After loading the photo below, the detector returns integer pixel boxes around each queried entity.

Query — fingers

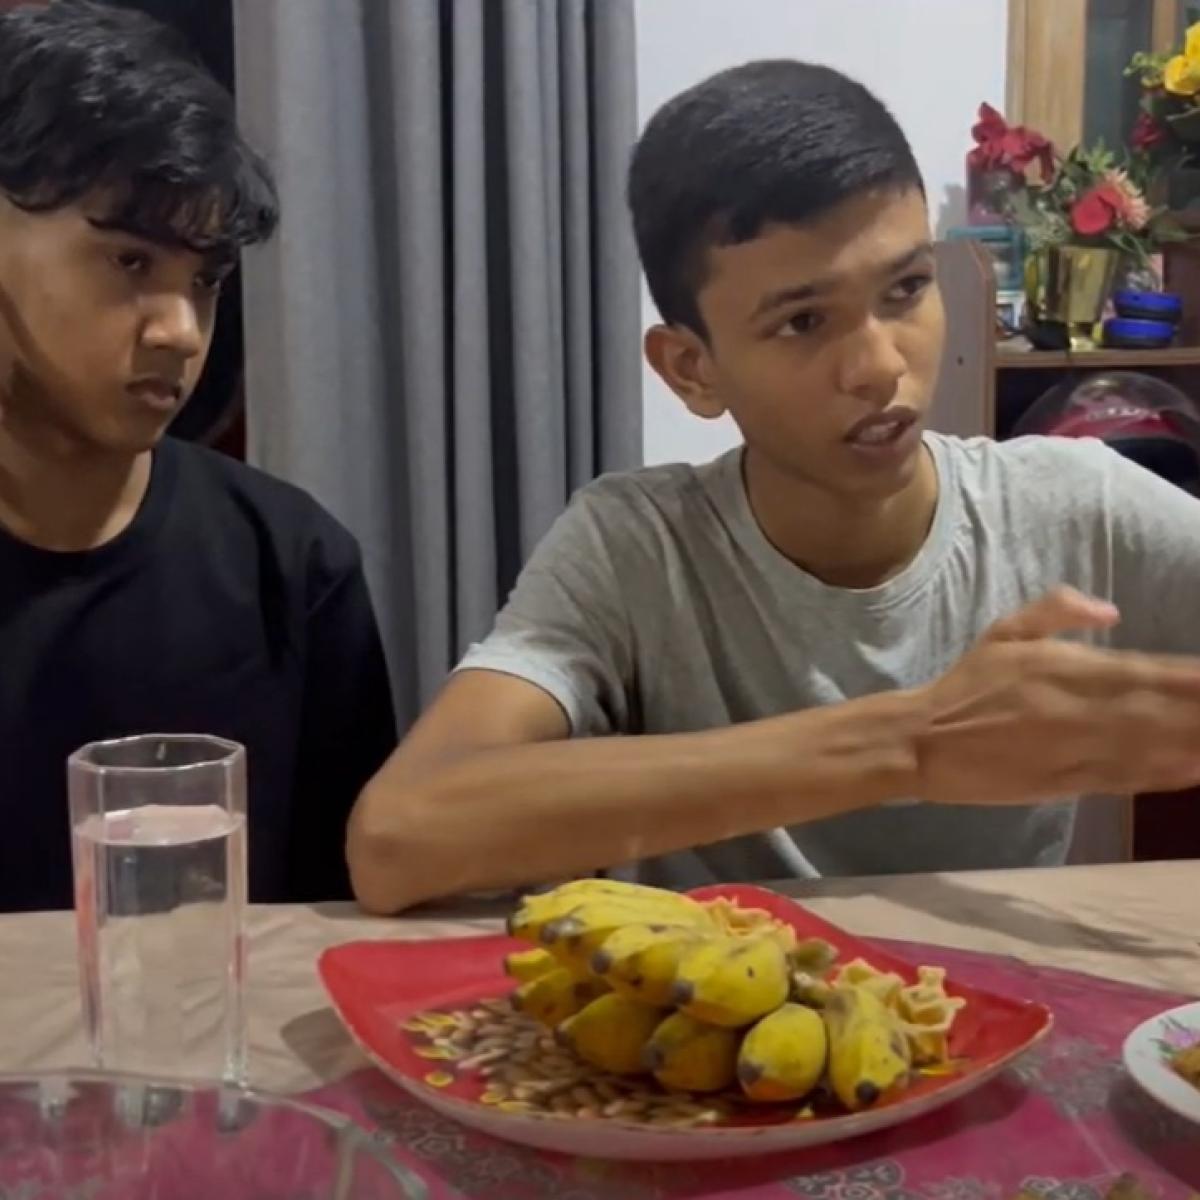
[1076,724,1200,796]
[985,587,1120,644]
[1024,654,1200,793]
[1041,642,1200,697]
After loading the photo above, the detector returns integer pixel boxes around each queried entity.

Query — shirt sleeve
[456,489,636,736]
[288,539,396,901]
[1103,446,1200,655]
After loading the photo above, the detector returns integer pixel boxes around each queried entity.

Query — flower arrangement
[968,103,1055,181]
[1126,22,1200,168]
[969,104,1183,274]
[966,103,1053,222]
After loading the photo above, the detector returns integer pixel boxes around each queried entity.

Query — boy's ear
[643,323,726,420]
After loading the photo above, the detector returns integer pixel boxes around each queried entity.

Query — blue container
[1102,316,1177,348]
[1112,289,1183,323]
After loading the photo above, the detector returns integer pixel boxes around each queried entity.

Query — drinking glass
[68,735,248,1084]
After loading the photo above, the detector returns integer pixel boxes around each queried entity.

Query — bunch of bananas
[501,879,964,1114]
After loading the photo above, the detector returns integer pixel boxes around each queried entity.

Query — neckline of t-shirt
[712,432,961,613]
[0,437,179,576]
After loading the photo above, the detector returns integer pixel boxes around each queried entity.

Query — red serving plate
[318,885,1052,1162]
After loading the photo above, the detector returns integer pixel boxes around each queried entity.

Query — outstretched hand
[916,587,1200,805]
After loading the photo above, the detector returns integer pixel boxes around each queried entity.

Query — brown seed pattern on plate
[404,999,728,1127]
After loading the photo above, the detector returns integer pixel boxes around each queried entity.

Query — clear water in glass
[69,736,248,1083]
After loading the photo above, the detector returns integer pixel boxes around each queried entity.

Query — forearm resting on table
[347,690,920,914]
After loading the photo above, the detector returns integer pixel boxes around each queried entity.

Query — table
[0,861,1195,1094]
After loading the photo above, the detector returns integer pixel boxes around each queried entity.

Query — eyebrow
[751,241,935,320]
[86,218,236,271]
[201,248,237,273]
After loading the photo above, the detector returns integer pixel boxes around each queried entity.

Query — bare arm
[347,589,1200,915]
[346,669,920,914]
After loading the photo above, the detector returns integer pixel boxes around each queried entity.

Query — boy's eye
[888,273,933,302]
[195,270,226,295]
[113,249,151,275]
[782,311,822,337]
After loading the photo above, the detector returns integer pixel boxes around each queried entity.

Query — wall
[635,0,1009,466]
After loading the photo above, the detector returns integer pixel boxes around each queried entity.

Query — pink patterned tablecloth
[305,942,1200,1200]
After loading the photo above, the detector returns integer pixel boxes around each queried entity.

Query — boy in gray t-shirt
[348,62,1200,914]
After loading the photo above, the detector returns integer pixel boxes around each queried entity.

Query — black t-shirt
[0,438,396,911]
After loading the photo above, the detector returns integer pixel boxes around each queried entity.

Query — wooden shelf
[930,237,1200,440]
[930,235,1200,862]
[995,346,1200,370]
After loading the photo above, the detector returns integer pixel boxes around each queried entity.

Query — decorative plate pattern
[1122,1000,1200,1125]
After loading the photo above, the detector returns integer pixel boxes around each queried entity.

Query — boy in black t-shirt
[0,2,396,911]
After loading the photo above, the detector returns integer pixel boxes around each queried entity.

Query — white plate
[1122,1000,1200,1125]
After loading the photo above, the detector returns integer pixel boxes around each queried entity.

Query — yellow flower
[1164,53,1200,95]
[1185,21,1200,63]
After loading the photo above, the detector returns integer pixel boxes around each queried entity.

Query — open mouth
[844,409,918,449]
[127,379,184,408]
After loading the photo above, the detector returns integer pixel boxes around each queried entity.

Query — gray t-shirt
[458,433,1200,885]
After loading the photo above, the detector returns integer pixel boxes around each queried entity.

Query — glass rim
[68,733,245,776]
[0,1068,423,1189]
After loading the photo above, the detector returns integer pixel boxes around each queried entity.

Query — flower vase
[1024,245,1120,351]
[966,158,1019,226]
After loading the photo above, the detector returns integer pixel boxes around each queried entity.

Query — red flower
[1131,110,1168,152]
[1070,185,1122,236]
[1004,129,1054,176]
[971,103,1007,145]
[968,103,1054,177]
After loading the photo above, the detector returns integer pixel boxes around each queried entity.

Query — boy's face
[649,187,944,502]
[0,194,228,456]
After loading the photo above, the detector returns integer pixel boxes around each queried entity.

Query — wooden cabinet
[931,237,1200,861]
[932,238,1200,440]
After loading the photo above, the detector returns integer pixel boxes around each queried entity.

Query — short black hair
[628,60,923,335]
[0,0,277,254]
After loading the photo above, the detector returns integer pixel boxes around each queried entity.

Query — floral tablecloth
[309,943,1200,1200]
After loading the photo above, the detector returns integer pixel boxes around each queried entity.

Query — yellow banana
[737,1002,828,1102]
[790,972,835,1007]
[510,878,704,921]
[822,984,912,1111]
[542,896,713,940]
[508,890,615,943]
[541,901,714,975]
[509,883,709,946]
[545,879,700,904]
[786,938,839,1007]
[644,1011,741,1093]
[555,992,665,1075]
[790,937,839,975]
[503,947,559,983]
[510,967,608,1027]
[589,922,710,1006]
[671,934,791,1028]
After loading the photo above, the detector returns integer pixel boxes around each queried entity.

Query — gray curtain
[232,0,643,729]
